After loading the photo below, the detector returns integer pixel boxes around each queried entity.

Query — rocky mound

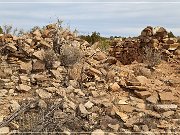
[0,24,179,134]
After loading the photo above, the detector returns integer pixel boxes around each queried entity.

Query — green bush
[168,31,175,38]
[80,31,106,45]
[0,26,3,34]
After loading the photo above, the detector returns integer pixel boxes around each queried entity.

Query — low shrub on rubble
[143,46,162,68]
[60,45,82,67]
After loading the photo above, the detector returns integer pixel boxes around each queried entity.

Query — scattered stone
[126,86,147,91]
[84,101,94,109]
[32,50,45,60]
[159,92,175,101]
[108,123,119,131]
[91,129,105,135]
[0,89,8,97]
[89,67,102,76]
[16,84,31,92]
[36,89,52,99]
[19,61,32,73]
[141,125,149,132]
[74,89,85,96]
[146,92,159,104]
[79,103,89,115]
[0,127,10,134]
[6,43,17,52]
[162,111,174,118]
[133,125,140,132]
[38,99,47,109]
[9,100,20,112]
[155,104,177,111]
[136,75,150,86]
[9,122,19,130]
[32,60,45,72]
[113,106,128,122]
[134,90,151,99]
[109,82,120,91]
[91,91,99,98]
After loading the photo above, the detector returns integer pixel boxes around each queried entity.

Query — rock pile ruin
[0,24,179,134]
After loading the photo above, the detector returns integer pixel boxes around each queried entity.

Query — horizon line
[0,2,180,4]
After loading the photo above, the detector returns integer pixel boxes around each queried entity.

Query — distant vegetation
[79,31,111,51]
[0,26,3,34]
[168,31,175,38]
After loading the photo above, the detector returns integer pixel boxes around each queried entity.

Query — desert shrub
[98,40,110,52]
[168,31,175,38]
[80,31,107,45]
[0,26,3,34]
[3,25,12,34]
[43,49,59,69]
[143,46,162,68]
[60,45,82,67]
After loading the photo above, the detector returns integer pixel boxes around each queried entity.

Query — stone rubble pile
[0,24,179,134]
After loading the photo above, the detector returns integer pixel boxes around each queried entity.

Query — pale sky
[0,0,180,37]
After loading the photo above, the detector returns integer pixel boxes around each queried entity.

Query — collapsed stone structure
[109,26,180,65]
[0,24,179,134]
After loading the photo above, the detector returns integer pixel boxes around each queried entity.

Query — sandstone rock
[9,122,19,130]
[126,80,141,86]
[91,129,105,135]
[141,125,149,132]
[136,75,150,86]
[38,99,47,109]
[36,89,52,99]
[174,49,180,55]
[6,43,17,52]
[56,87,66,97]
[32,60,45,72]
[93,52,106,61]
[33,29,41,37]
[113,106,128,122]
[0,89,8,97]
[19,61,32,73]
[106,70,116,81]
[146,93,159,104]
[84,101,94,109]
[108,123,119,131]
[136,102,146,110]
[25,38,32,45]
[138,67,152,77]
[134,90,151,99]
[133,125,140,132]
[79,103,89,115]
[32,50,45,60]
[104,57,117,65]
[109,82,120,91]
[91,91,99,98]
[88,67,102,76]
[0,127,9,134]
[9,100,20,112]
[39,40,51,49]
[16,84,31,92]
[69,80,78,88]
[74,89,85,96]
[155,104,177,111]
[159,92,175,101]
[162,111,174,118]
[118,97,128,105]
[144,110,161,118]
[45,87,58,93]
[126,86,147,91]
[50,69,63,80]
